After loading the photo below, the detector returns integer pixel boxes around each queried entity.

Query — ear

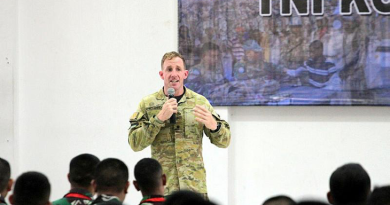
[159,70,164,80]
[124,181,130,194]
[133,180,140,191]
[9,194,14,204]
[91,179,97,193]
[327,191,334,204]
[162,174,167,186]
[67,173,70,183]
[7,179,13,191]
[183,70,189,80]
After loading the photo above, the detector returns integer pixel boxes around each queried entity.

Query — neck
[141,187,164,198]
[70,185,94,195]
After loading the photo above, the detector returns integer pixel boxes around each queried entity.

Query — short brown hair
[161,51,186,70]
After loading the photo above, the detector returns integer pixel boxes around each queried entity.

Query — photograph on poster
[179,0,390,106]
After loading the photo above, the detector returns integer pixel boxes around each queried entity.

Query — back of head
[134,158,162,194]
[298,200,329,205]
[0,158,11,193]
[12,171,51,205]
[163,190,216,205]
[263,195,296,205]
[368,186,390,205]
[329,163,371,204]
[69,153,100,188]
[95,158,129,194]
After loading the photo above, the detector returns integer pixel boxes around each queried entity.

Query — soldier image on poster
[186,42,228,100]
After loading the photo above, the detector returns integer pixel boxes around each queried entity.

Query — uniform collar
[65,188,93,198]
[156,86,193,101]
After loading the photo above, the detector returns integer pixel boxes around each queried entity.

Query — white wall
[0,0,17,184]
[17,1,227,205]
[1,0,389,205]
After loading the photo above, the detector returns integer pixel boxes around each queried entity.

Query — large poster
[179,0,390,105]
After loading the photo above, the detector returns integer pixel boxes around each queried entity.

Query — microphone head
[167,88,175,97]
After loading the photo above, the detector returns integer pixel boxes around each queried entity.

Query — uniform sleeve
[203,104,231,148]
[128,101,165,151]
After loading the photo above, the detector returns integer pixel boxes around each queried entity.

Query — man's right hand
[156,98,177,121]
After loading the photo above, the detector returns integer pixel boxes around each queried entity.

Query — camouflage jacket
[128,87,231,195]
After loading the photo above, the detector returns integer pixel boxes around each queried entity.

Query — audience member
[52,153,100,205]
[163,190,216,205]
[187,42,226,93]
[9,171,51,205]
[327,163,371,205]
[133,158,166,205]
[0,158,12,205]
[91,158,129,205]
[297,200,329,205]
[367,185,390,205]
[263,195,296,205]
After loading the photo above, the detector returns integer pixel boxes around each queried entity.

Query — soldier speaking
[128,51,231,199]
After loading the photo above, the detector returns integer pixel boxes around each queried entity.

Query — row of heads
[0,155,162,205]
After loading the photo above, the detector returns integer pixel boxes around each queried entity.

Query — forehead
[162,57,185,69]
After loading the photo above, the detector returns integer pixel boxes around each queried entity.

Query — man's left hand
[193,105,217,130]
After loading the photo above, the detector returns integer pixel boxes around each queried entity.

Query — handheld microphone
[167,88,176,124]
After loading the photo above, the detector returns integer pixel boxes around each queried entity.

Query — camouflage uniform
[128,87,231,195]
[52,188,93,205]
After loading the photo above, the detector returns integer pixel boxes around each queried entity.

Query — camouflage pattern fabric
[128,87,231,195]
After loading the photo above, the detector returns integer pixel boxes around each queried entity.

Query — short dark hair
[95,158,129,193]
[0,158,11,192]
[309,40,323,51]
[134,158,163,194]
[297,200,329,205]
[201,42,219,57]
[368,186,390,205]
[163,190,216,205]
[263,195,296,205]
[69,153,100,187]
[13,171,51,205]
[161,51,186,70]
[329,163,371,204]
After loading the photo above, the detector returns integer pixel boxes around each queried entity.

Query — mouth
[170,80,179,83]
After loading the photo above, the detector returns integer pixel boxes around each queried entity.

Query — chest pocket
[146,107,172,144]
[183,108,203,143]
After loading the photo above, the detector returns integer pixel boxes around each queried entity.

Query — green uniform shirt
[128,87,231,195]
[91,195,122,205]
[52,188,93,205]
[139,195,165,205]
